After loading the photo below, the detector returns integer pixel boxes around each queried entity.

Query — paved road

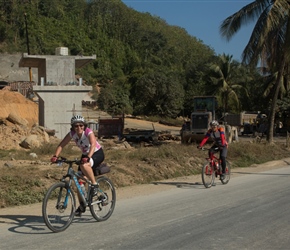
[0,160,290,249]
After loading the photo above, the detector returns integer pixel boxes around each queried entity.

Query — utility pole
[24,13,32,82]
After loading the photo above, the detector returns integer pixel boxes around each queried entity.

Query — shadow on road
[0,214,49,234]
[0,213,101,234]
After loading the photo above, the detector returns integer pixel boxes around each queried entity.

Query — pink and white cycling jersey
[70,127,101,154]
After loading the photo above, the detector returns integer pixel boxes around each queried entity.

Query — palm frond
[219,0,270,41]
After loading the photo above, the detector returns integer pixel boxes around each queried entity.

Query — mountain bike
[200,147,231,188]
[42,157,116,233]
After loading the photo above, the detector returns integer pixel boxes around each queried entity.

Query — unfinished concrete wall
[45,57,75,85]
[34,85,92,138]
[0,54,37,81]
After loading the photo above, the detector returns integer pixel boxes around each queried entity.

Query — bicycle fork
[55,181,72,211]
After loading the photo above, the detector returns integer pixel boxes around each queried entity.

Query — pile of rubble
[0,89,54,150]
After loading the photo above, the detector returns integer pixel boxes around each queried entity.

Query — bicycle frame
[200,146,230,188]
[59,160,93,207]
[203,147,221,171]
[43,157,116,233]
[208,152,220,171]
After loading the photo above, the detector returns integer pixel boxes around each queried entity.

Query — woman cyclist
[51,115,105,216]
[197,120,228,179]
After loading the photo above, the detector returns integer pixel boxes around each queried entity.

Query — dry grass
[0,140,289,208]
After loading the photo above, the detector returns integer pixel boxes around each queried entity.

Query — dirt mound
[0,90,38,126]
[0,89,38,149]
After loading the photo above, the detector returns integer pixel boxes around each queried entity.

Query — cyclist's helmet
[71,115,85,125]
[210,120,219,126]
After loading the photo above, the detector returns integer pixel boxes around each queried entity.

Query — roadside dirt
[1,158,290,225]
[124,117,181,135]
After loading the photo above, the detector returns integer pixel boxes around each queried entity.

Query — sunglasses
[74,124,84,128]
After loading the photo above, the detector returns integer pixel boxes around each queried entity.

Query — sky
[122,0,254,62]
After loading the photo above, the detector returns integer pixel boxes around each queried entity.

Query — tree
[206,54,247,114]
[97,80,133,116]
[220,0,290,143]
[133,72,184,118]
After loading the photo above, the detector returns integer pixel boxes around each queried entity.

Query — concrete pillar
[33,85,92,138]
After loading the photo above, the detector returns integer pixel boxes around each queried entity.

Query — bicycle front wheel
[90,176,116,221]
[42,182,76,233]
[221,160,231,185]
[202,162,215,188]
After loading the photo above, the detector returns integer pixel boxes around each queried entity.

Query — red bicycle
[200,147,231,188]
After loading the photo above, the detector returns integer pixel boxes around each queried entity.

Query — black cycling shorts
[79,148,105,173]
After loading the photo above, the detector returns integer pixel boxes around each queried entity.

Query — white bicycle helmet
[210,120,219,126]
[71,115,85,125]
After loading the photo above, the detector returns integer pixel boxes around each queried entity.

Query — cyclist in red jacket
[197,120,228,179]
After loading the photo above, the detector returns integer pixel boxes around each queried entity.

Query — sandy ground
[124,117,182,135]
[1,158,290,225]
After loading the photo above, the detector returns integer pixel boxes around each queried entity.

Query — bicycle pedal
[99,194,109,206]
[102,200,109,206]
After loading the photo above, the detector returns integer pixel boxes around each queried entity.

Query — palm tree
[261,66,290,100]
[208,53,248,115]
[219,0,290,143]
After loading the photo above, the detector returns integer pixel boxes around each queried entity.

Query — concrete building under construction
[19,47,96,138]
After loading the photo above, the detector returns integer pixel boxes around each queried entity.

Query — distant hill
[0,0,219,118]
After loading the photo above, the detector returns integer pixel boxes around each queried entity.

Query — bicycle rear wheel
[90,176,116,221]
[42,182,76,233]
[202,162,215,188]
[221,160,231,185]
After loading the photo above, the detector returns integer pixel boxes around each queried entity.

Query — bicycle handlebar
[52,157,81,165]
